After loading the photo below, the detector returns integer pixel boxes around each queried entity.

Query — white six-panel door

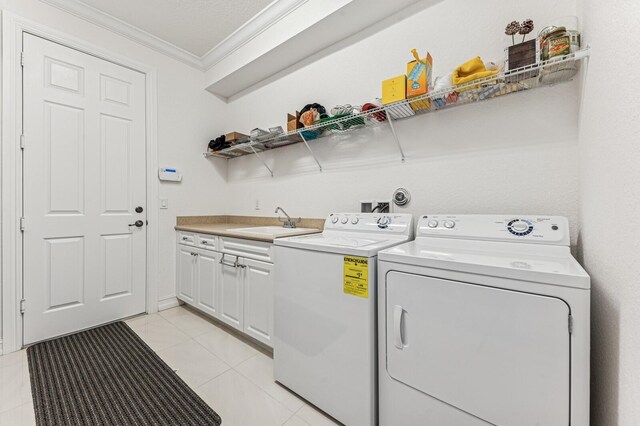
[22,34,147,344]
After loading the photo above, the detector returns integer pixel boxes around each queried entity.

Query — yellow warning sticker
[343,256,369,298]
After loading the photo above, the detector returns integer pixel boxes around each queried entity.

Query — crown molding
[200,0,309,70]
[38,0,309,72]
[39,0,203,69]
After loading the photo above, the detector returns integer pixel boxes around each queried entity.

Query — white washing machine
[274,213,413,426]
[377,215,590,426]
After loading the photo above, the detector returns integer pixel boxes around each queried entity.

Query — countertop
[175,215,324,243]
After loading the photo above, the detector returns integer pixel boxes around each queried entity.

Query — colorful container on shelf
[382,75,407,105]
[381,49,433,112]
[406,49,433,110]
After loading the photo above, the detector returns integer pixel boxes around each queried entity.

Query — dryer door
[385,272,570,426]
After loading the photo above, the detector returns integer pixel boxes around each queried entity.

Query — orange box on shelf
[407,50,433,111]
[406,51,432,97]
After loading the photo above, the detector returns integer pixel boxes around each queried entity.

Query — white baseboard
[157,297,181,311]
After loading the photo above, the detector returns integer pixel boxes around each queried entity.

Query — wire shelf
[204,47,590,170]
[203,111,389,160]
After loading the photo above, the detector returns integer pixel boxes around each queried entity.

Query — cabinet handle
[182,236,189,241]
[201,240,208,245]
[220,254,238,268]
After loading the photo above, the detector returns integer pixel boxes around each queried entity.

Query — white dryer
[274,213,413,426]
[377,215,590,426]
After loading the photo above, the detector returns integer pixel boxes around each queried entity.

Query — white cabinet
[242,258,274,346]
[177,246,220,317]
[176,233,275,348]
[177,245,196,304]
[195,249,220,318]
[219,254,244,331]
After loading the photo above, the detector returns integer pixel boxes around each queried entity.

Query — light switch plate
[160,198,168,209]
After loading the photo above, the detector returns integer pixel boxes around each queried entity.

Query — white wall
[219,0,581,242]
[1,1,636,422]
[578,0,640,424]
[0,0,228,347]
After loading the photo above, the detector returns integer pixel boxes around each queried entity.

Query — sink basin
[231,226,318,236]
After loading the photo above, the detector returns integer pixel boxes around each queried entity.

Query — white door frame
[1,11,159,354]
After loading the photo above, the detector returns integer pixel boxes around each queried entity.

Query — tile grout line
[231,356,311,423]
[279,407,300,425]
[195,360,296,422]
[157,316,299,422]
[189,336,235,380]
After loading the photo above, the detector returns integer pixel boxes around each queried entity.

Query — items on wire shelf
[204,18,586,161]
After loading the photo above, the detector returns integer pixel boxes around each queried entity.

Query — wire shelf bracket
[249,143,274,177]
[387,114,406,162]
[299,132,323,172]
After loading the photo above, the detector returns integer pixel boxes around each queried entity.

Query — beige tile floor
[0,306,340,426]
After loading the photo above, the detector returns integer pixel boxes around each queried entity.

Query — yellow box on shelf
[407,49,433,111]
[382,75,407,105]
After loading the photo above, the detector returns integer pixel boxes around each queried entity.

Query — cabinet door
[219,254,243,330]
[195,249,220,318]
[242,258,274,347]
[177,245,196,304]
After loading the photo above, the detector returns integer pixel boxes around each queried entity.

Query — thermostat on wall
[158,167,182,182]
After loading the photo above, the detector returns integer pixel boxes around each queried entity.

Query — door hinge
[20,134,25,150]
[19,217,25,231]
[568,314,573,334]
[20,299,26,314]
[20,51,25,67]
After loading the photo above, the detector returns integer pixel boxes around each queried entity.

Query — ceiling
[77,0,274,57]
[41,0,427,97]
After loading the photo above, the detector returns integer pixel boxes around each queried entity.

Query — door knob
[135,206,144,213]
[128,220,144,228]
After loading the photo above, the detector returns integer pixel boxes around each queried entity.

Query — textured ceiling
[78,0,274,57]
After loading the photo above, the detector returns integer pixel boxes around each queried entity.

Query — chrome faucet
[275,207,301,229]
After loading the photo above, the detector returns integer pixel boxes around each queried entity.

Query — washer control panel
[417,214,570,246]
[325,213,413,236]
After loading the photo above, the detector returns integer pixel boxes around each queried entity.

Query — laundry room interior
[0,0,637,425]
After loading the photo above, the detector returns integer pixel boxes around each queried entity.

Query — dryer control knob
[427,220,439,228]
[351,217,359,225]
[511,221,529,232]
[377,216,390,228]
[443,220,455,229]
[331,216,339,224]
[341,217,349,224]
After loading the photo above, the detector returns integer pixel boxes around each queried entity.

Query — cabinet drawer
[177,231,197,246]
[198,234,218,250]
[219,237,273,263]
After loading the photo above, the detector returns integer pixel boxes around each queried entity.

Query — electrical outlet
[255,199,260,210]
[160,198,168,209]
